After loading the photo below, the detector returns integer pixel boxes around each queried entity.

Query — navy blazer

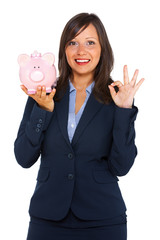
[14,84,138,221]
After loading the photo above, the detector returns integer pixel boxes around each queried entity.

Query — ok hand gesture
[108,65,144,108]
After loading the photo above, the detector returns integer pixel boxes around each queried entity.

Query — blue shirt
[67,80,95,142]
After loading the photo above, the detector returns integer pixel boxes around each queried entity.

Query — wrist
[119,105,132,109]
[116,103,132,109]
[38,104,53,112]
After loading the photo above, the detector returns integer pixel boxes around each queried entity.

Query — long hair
[55,13,114,104]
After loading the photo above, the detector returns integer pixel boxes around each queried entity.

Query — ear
[18,54,30,66]
[42,53,55,65]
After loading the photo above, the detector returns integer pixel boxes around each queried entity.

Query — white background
[0,0,159,239]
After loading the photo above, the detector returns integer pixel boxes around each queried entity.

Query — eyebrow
[73,37,98,41]
[85,37,97,40]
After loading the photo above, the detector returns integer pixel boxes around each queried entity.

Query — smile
[75,59,90,65]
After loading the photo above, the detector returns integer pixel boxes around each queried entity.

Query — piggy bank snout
[30,70,44,82]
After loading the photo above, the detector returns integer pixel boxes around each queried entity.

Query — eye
[68,41,78,46]
[34,66,36,68]
[87,41,95,46]
[38,66,40,68]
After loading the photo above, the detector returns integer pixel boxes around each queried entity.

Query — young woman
[14,13,144,240]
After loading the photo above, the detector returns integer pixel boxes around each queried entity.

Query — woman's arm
[107,65,144,176]
[14,87,55,168]
[108,105,138,176]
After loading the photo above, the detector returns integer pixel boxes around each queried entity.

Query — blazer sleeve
[108,105,138,176]
[14,97,53,168]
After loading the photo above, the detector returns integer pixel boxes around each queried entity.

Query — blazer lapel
[55,85,72,150]
[71,93,104,147]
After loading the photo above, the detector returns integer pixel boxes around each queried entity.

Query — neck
[71,73,94,90]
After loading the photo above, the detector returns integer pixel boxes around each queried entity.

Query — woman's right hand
[21,85,56,112]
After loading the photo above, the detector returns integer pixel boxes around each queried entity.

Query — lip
[75,59,90,65]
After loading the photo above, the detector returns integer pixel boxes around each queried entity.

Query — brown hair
[55,12,114,104]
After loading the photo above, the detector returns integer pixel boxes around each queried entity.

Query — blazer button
[68,153,73,159]
[68,174,74,180]
[36,128,40,133]
[39,119,43,123]
[36,123,41,128]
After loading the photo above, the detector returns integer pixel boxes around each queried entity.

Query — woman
[14,13,144,240]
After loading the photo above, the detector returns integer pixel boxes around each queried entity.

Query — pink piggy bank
[18,50,57,94]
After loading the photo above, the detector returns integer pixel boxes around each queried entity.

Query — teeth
[76,59,90,63]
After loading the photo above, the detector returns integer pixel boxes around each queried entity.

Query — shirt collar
[69,80,95,94]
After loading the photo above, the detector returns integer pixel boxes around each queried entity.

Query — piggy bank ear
[18,54,30,66]
[42,53,55,65]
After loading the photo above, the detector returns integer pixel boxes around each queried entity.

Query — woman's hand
[21,85,56,112]
[108,65,144,108]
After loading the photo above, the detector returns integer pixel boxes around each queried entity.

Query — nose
[77,43,86,55]
[30,70,44,82]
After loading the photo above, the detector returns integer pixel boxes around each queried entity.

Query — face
[65,24,101,79]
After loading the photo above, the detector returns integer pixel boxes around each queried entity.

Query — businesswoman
[14,13,144,240]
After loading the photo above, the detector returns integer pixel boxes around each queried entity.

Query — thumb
[20,85,29,95]
[108,85,117,99]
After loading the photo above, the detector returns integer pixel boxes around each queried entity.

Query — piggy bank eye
[38,66,40,68]
[34,66,36,68]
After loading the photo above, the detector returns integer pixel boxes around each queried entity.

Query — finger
[123,65,129,85]
[36,86,42,98]
[108,85,117,99]
[130,69,139,86]
[135,78,145,92]
[41,86,46,99]
[111,81,123,88]
[48,88,56,100]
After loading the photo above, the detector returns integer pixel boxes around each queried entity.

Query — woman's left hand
[108,65,144,108]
